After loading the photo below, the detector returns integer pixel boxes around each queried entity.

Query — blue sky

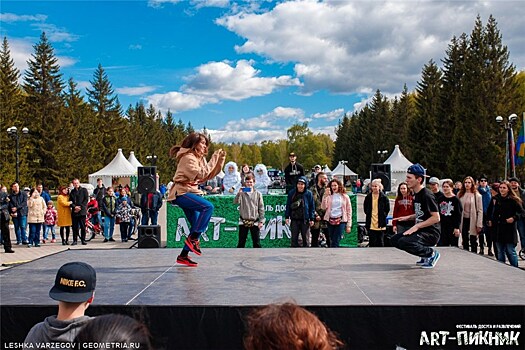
[1,0,524,144]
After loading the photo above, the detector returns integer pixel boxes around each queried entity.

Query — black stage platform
[1,247,524,349]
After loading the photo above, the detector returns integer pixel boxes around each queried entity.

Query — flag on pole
[516,112,525,166]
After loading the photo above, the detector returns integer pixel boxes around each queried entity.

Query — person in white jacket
[253,164,272,195]
[222,161,242,195]
[27,188,47,247]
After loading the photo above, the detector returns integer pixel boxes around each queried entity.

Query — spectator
[285,176,315,247]
[57,186,72,245]
[234,174,265,248]
[74,314,152,350]
[243,302,344,350]
[36,184,52,205]
[27,188,46,247]
[240,163,254,185]
[93,178,106,226]
[477,175,492,255]
[159,183,168,198]
[200,175,223,195]
[508,177,525,258]
[69,179,89,246]
[116,188,135,240]
[321,178,352,248]
[116,199,133,242]
[310,172,329,247]
[23,262,96,347]
[458,176,483,253]
[437,179,463,247]
[428,177,443,201]
[308,164,322,187]
[253,164,272,195]
[8,182,29,245]
[363,179,390,247]
[487,180,524,268]
[392,182,414,235]
[43,200,58,243]
[453,181,463,195]
[284,152,305,194]
[0,185,14,253]
[140,190,163,225]
[222,161,242,195]
[485,183,501,257]
[101,187,117,242]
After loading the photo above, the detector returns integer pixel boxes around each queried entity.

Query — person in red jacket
[87,194,100,226]
[392,182,414,235]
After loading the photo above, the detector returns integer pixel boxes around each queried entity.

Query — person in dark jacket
[69,179,89,245]
[284,152,305,194]
[285,176,315,247]
[1,187,14,253]
[140,190,163,225]
[487,181,525,267]
[363,179,390,247]
[101,187,117,242]
[8,182,29,245]
[437,179,463,247]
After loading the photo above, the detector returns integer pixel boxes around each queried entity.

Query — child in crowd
[87,194,100,225]
[43,200,57,243]
[234,174,265,248]
[116,199,132,242]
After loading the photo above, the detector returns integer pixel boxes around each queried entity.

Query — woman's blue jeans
[495,242,518,267]
[172,193,214,252]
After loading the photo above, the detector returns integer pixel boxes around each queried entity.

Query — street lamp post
[6,126,29,183]
[340,160,348,186]
[377,150,388,162]
[496,114,518,179]
[146,154,158,166]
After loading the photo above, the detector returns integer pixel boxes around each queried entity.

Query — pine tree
[410,60,442,172]
[0,36,24,182]
[86,64,124,163]
[23,32,65,185]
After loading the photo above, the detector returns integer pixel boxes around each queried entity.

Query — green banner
[167,194,357,248]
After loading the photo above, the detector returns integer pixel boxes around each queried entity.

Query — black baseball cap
[49,262,96,303]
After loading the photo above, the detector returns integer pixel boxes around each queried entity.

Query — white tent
[330,161,357,177]
[127,151,144,169]
[322,165,332,174]
[88,149,137,188]
[383,145,413,192]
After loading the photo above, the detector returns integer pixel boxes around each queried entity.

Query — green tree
[22,32,65,185]
[0,36,24,182]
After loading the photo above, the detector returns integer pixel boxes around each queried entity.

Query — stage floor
[1,247,524,306]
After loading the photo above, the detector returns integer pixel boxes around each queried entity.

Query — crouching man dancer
[391,163,441,269]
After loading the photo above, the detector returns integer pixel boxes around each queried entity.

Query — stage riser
[2,305,523,350]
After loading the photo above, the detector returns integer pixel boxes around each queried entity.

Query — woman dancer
[167,132,226,266]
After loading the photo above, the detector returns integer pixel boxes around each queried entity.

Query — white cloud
[208,128,285,144]
[129,44,142,50]
[191,0,230,9]
[148,91,212,112]
[116,85,157,96]
[148,60,302,113]
[217,1,525,94]
[0,13,47,22]
[34,23,79,42]
[148,0,182,8]
[311,108,344,121]
[183,59,301,101]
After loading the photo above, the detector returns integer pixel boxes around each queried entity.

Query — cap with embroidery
[49,262,96,303]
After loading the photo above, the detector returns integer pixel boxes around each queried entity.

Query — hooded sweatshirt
[23,315,93,348]
[254,164,272,195]
[222,161,242,195]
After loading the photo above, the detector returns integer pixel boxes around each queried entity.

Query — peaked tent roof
[128,151,144,168]
[89,149,137,177]
[331,161,357,176]
[322,165,332,174]
[383,145,413,172]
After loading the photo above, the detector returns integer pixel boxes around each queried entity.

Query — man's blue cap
[407,163,427,177]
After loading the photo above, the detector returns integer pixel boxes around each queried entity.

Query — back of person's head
[244,302,344,350]
[75,314,152,349]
